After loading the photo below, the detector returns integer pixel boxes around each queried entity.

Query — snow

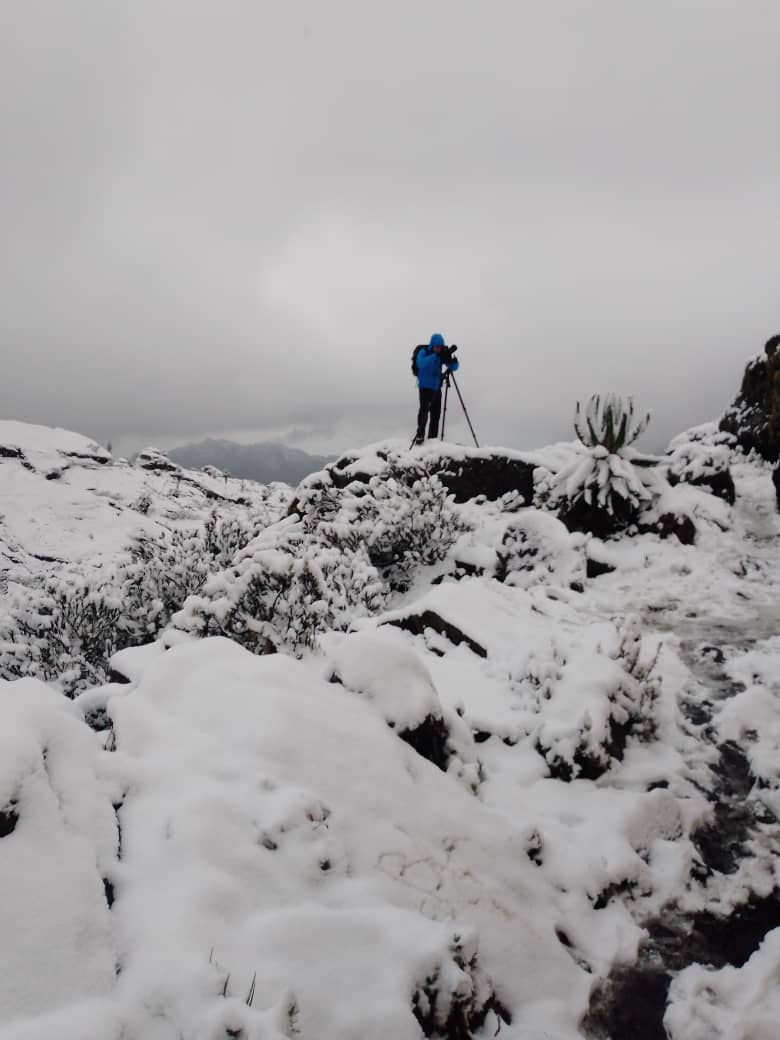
[715,636,780,786]
[323,627,442,730]
[99,638,585,1039]
[0,678,117,1027]
[1,422,780,1036]
[0,420,110,462]
[665,928,780,1040]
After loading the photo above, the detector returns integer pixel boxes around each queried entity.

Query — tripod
[440,369,479,447]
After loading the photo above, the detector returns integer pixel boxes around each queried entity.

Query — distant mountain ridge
[167,437,334,485]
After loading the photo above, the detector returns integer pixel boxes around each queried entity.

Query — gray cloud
[1,1,777,457]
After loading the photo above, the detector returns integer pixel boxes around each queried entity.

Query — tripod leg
[440,380,449,440]
[449,373,479,447]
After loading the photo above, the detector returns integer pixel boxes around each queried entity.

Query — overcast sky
[1,1,777,458]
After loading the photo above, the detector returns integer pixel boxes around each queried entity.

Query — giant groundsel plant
[574,394,652,453]
[545,394,658,533]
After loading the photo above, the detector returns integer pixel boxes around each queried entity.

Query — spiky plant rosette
[547,394,659,522]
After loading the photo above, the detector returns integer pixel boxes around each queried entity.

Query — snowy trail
[583,463,780,1040]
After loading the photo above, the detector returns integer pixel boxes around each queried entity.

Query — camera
[443,344,458,362]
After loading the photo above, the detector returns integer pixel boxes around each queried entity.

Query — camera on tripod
[442,344,458,363]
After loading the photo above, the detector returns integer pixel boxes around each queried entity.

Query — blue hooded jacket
[416,333,460,391]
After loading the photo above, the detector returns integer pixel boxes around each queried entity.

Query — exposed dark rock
[557,494,637,539]
[654,512,696,545]
[331,672,452,770]
[691,741,761,875]
[586,557,616,579]
[450,559,483,579]
[324,447,535,506]
[112,801,124,861]
[685,892,780,969]
[175,472,238,503]
[719,334,780,461]
[668,467,736,505]
[427,454,535,504]
[29,550,66,563]
[135,448,180,472]
[326,455,372,489]
[0,802,19,838]
[583,891,780,1039]
[582,965,670,1040]
[399,714,451,771]
[62,451,110,465]
[773,464,780,510]
[696,468,735,505]
[108,668,132,685]
[103,877,115,908]
[0,445,24,459]
[384,610,487,658]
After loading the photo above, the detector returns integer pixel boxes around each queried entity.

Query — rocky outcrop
[324,444,535,504]
[384,610,487,659]
[720,334,780,461]
[134,447,180,472]
[668,467,736,506]
[426,453,535,504]
[654,512,697,545]
[557,494,638,540]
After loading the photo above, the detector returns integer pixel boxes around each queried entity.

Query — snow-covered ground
[0,422,289,572]
[1,424,779,1039]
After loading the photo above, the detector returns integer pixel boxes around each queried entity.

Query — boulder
[323,445,535,504]
[655,512,697,545]
[557,494,637,540]
[427,453,535,504]
[672,468,736,506]
[719,334,780,461]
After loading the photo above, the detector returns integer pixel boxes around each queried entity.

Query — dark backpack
[411,344,426,376]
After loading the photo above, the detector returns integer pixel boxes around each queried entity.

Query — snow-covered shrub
[539,395,659,536]
[0,677,118,1016]
[299,471,463,592]
[518,616,660,780]
[131,491,152,515]
[665,424,736,505]
[495,509,586,589]
[0,573,125,692]
[175,519,386,655]
[411,929,511,1038]
[175,464,462,656]
[0,511,262,693]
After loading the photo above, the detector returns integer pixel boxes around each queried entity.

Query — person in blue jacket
[414,333,460,444]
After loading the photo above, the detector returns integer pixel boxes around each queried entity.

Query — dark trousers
[417,387,442,440]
